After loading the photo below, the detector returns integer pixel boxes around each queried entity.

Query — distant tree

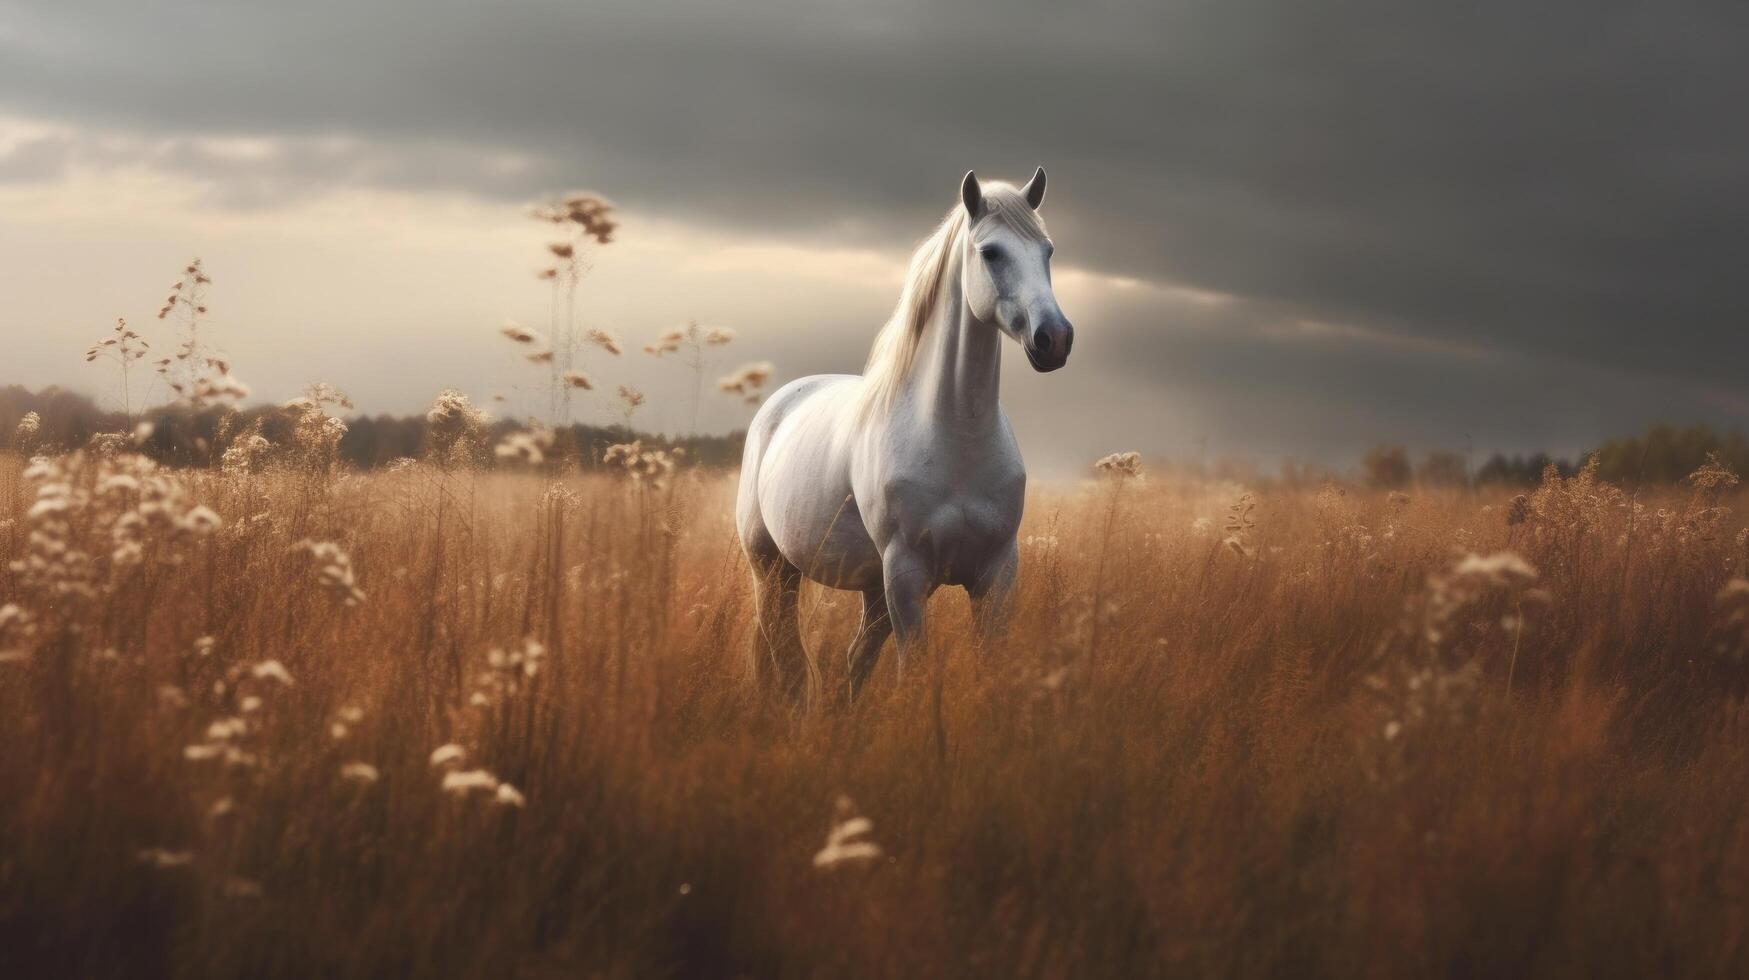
[1417,450,1470,488]
[1476,452,1574,486]
[1362,445,1411,489]
[1590,423,1749,484]
[1,385,124,455]
[1278,458,1344,490]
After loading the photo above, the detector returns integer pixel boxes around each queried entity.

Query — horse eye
[979,246,1006,263]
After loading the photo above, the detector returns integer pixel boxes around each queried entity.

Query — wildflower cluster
[524,193,620,426]
[494,426,555,466]
[428,744,525,807]
[425,388,490,467]
[155,647,305,901]
[643,321,738,428]
[154,258,249,410]
[281,383,353,470]
[1519,456,1623,553]
[1423,552,1543,655]
[718,361,774,405]
[85,431,131,457]
[86,317,151,366]
[498,207,771,443]
[186,369,252,408]
[530,192,618,246]
[644,327,686,357]
[181,658,297,770]
[1223,490,1258,558]
[14,411,41,452]
[1708,578,1749,685]
[329,705,366,741]
[603,440,678,487]
[616,384,646,424]
[643,321,734,358]
[85,318,153,415]
[1366,551,1547,761]
[1676,451,1740,545]
[8,453,223,647]
[157,257,211,321]
[293,539,366,606]
[471,638,546,706]
[0,603,30,663]
[219,421,273,476]
[1095,451,1142,479]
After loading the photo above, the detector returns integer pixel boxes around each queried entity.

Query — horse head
[959,168,1074,372]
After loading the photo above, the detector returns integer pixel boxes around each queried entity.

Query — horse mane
[858,184,1047,418]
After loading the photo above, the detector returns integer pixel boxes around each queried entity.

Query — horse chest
[870,444,1024,581]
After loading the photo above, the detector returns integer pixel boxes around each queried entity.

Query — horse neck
[901,278,1003,427]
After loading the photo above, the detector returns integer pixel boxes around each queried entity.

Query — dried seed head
[500,322,539,344]
[586,329,622,355]
[1094,451,1142,479]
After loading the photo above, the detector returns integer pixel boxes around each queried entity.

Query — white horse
[736,168,1075,703]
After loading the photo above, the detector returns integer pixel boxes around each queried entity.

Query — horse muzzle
[1023,315,1074,373]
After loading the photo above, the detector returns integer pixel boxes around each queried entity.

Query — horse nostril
[1032,328,1052,355]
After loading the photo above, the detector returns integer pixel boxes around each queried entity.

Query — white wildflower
[813,795,884,871]
[340,762,380,784]
[429,743,466,768]
[441,769,499,796]
[222,877,263,899]
[251,660,294,686]
[293,540,366,606]
[136,848,194,869]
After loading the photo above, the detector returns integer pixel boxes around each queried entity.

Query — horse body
[737,169,1073,702]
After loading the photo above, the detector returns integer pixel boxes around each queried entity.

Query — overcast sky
[3,0,1746,473]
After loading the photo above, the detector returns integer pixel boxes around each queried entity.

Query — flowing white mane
[859,184,1047,416]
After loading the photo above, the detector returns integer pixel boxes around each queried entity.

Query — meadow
[3,427,1748,979]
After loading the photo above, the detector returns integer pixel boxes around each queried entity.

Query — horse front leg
[968,538,1019,650]
[845,589,893,703]
[881,544,933,684]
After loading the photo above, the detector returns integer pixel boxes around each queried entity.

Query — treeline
[1360,422,1749,488]
[0,385,746,469]
[1358,446,1578,489]
[1589,423,1749,484]
[6,385,1745,484]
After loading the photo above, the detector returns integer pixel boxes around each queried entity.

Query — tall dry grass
[3,446,1749,978]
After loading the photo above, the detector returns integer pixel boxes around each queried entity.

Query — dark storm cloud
[3,0,1747,458]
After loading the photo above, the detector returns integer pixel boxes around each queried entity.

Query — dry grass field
[4,444,1749,978]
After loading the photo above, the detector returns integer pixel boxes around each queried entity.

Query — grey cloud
[0,131,67,183]
[2,0,1746,461]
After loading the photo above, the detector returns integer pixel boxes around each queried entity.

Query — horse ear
[1021,167,1047,209]
[961,171,984,219]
